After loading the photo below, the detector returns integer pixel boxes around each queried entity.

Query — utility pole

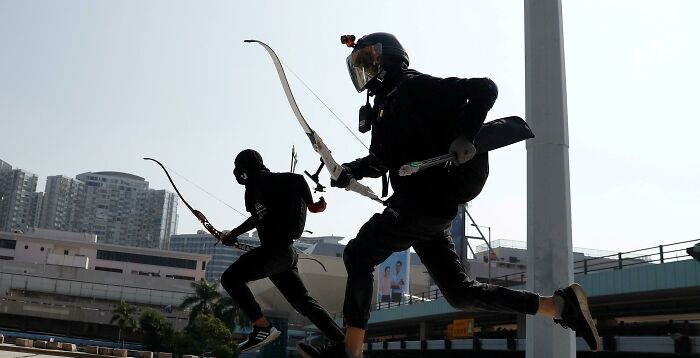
[525,0,575,357]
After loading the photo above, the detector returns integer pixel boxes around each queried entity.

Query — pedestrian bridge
[369,258,700,325]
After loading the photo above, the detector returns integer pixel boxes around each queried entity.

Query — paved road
[0,351,68,358]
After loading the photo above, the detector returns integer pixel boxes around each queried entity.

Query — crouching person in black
[303,32,600,358]
[219,149,344,354]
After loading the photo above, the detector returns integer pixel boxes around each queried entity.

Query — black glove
[220,230,239,247]
[449,135,477,165]
[330,166,354,189]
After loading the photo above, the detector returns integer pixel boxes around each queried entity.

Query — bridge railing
[369,238,699,312]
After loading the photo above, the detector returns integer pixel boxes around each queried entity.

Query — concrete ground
[0,344,109,358]
[0,350,69,358]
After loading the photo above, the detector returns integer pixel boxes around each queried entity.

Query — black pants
[342,208,540,329]
[220,245,344,342]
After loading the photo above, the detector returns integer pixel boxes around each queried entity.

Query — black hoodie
[344,69,495,219]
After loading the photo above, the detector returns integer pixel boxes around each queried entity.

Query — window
[64,250,69,255]
[0,239,16,250]
[96,250,197,270]
[40,247,44,251]
[95,266,123,273]
[165,274,195,281]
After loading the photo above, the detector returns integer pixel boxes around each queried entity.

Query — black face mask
[233,167,248,185]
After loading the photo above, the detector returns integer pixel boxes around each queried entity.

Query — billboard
[376,249,411,307]
[450,205,465,261]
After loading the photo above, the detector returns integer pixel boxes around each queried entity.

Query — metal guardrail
[360,336,699,354]
[369,238,699,312]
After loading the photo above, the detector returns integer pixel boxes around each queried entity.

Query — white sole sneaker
[239,327,281,353]
[569,283,601,351]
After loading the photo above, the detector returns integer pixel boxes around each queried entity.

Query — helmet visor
[346,43,382,92]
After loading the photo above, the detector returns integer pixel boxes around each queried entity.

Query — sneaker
[553,283,601,351]
[238,325,281,353]
[297,342,348,358]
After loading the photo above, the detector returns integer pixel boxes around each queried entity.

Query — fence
[370,238,699,312]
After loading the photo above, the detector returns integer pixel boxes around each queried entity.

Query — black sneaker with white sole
[238,325,281,353]
[553,283,601,351]
[297,342,348,358]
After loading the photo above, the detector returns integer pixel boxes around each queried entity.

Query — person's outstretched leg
[413,236,599,351]
[341,211,420,358]
[220,247,281,352]
[268,255,346,358]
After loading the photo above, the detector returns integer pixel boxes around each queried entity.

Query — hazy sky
[1,1,698,254]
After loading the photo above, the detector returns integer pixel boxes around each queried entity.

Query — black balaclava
[233,149,269,185]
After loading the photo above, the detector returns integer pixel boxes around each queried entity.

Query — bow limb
[299,256,328,272]
[245,39,383,204]
[143,158,256,251]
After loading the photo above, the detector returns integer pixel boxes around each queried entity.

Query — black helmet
[345,32,409,92]
[233,149,268,185]
[354,32,409,67]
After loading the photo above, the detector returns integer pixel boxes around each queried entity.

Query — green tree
[180,280,221,326]
[139,308,174,352]
[213,295,250,331]
[171,331,200,357]
[110,301,139,348]
[190,314,238,358]
[168,314,240,358]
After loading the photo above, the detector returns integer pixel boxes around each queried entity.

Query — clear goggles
[346,43,382,92]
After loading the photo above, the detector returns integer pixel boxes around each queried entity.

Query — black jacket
[345,69,495,219]
[236,172,314,246]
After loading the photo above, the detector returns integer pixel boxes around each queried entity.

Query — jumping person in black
[218,149,344,354]
[301,33,600,358]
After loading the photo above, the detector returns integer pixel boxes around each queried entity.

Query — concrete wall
[0,231,209,281]
[0,260,194,306]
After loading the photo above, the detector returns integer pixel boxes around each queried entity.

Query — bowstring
[162,164,326,270]
[161,163,249,219]
[281,60,370,152]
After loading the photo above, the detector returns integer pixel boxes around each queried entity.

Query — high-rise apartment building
[39,175,86,232]
[0,167,39,232]
[0,162,179,248]
[72,171,178,248]
[137,189,178,249]
[0,159,12,172]
[28,192,43,228]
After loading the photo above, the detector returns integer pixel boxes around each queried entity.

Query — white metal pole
[525,0,575,357]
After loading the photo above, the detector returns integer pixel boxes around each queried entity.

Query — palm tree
[111,301,138,348]
[213,295,249,330]
[180,280,221,326]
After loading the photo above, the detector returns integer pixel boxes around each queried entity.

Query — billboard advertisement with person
[376,249,410,307]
